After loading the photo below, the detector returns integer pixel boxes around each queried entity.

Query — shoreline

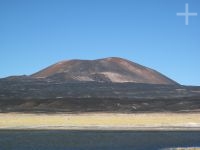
[1,127,200,131]
[1,113,200,131]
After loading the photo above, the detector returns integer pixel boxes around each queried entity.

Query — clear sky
[0,0,200,85]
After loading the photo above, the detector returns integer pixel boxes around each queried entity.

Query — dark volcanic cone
[31,57,177,85]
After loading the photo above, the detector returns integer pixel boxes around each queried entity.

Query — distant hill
[31,57,177,85]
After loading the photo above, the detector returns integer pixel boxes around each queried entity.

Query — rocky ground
[0,77,200,113]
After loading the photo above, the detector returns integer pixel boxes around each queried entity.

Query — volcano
[1,57,200,113]
[31,57,177,85]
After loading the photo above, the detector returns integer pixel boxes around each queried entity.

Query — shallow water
[0,130,200,150]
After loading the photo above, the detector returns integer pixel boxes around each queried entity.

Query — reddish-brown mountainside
[31,57,177,85]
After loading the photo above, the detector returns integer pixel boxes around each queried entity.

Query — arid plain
[0,113,200,130]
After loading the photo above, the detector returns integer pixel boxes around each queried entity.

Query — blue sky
[0,0,200,85]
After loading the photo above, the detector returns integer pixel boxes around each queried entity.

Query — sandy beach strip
[0,113,200,130]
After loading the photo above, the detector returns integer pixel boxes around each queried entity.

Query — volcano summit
[32,57,177,84]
